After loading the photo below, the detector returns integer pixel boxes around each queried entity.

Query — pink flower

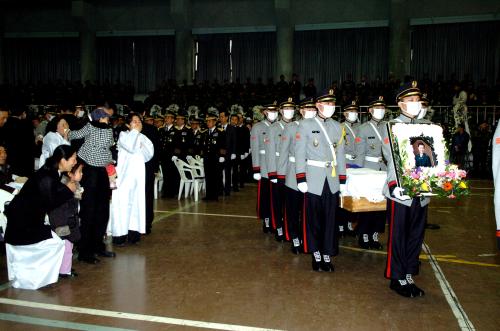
[448,194,456,199]
[411,172,420,179]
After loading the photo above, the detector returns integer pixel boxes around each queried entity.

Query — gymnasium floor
[0,180,498,331]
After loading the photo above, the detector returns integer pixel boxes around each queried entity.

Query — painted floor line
[154,210,256,219]
[0,312,135,331]
[152,201,198,224]
[339,246,500,267]
[0,298,284,331]
[422,243,476,331]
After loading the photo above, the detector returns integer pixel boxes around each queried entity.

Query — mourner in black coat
[4,145,77,245]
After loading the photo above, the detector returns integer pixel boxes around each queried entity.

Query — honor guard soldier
[251,102,279,233]
[202,112,225,201]
[417,94,432,124]
[277,98,317,254]
[493,120,500,250]
[159,111,179,198]
[190,115,204,157]
[267,97,296,242]
[295,90,347,272]
[338,101,362,237]
[173,110,193,160]
[355,97,388,249]
[382,81,428,298]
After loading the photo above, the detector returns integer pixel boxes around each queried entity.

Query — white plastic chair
[173,157,204,201]
[154,167,164,199]
[186,155,205,193]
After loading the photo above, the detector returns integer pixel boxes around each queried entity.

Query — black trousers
[204,157,221,200]
[285,186,303,241]
[239,157,247,188]
[231,159,239,190]
[78,164,110,259]
[257,178,271,225]
[303,181,339,256]
[161,157,179,198]
[270,181,285,232]
[222,160,232,195]
[357,211,386,237]
[385,199,428,280]
[145,168,155,232]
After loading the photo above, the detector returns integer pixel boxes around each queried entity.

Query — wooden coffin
[340,196,386,212]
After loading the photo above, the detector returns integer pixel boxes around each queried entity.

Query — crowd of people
[0,75,498,293]
[1,73,500,113]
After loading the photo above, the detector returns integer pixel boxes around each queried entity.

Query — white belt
[365,156,382,163]
[289,156,296,163]
[275,152,280,157]
[345,154,356,161]
[307,159,334,168]
[259,150,266,155]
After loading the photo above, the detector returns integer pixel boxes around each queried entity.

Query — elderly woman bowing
[110,113,154,245]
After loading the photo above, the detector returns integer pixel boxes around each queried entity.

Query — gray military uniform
[250,120,272,178]
[342,121,362,166]
[278,120,300,190]
[357,119,388,171]
[295,117,346,196]
[266,119,287,178]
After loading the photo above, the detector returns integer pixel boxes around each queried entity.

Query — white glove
[270,179,278,184]
[244,152,249,158]
[298,182,308,193]
[219,157,225,163]
[171,156,178,162]
[339,184,347,196]
[231,154,236,160]
[240,155,245,160]
[393,187,411,201]
[186,155,193,162]
[253,173,262,181]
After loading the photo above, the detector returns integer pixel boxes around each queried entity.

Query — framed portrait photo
[387,123,451,197]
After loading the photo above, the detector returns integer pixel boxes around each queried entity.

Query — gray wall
[1,0,498,34]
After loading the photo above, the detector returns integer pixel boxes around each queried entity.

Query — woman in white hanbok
[110,114,154,245]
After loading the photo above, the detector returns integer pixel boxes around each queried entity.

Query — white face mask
[346,112,358,122]
[321,105,335,118]
[282,109,295,120]
[372,108,385,120]
[77,110,85,118]
[418,107,427,120]
[266,111,278,122]
[303,110,316,119]
[404,101,422,117]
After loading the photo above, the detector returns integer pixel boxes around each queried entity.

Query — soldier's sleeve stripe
[384,137,390,144]
[339,175,346,180]
[296,173,306,178]
[496,137,500,144]
[388,180,397,188]
[253,167,260,171]
[268,172,277,176]
[277,175,285,179]
[355,137,362,143]
[496,230,500,237]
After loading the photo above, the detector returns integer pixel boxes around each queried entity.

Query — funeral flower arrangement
[231,104,244,115]
[187,105,200,118]
[252,105,265,121]
[389,123,469,199]
[166,104,179,115]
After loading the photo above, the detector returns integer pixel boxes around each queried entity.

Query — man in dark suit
[219,110,237,196]
[236,113,250,188]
